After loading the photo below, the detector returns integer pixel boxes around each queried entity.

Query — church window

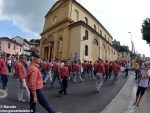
[85,45,88,56]
[85,17,88,24]
[83,30,88,40]
[94,24,96,31]
[93,39,98,45]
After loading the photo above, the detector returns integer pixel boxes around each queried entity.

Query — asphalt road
[0,72,129,113]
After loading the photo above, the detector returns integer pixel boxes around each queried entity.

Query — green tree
[141,18,150,44]
[113,45,129,52]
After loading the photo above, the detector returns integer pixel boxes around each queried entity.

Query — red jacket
[74,64,81,72]
[53,63,60,75]
[109,63,113,69]
[15,61,26,79]
[97,63,105,74]
[27,63,43,91]
[113,63,120,72]
[82,63,87,69]
[61,66,69,79]
[0,58,7,75]
[104,63,109,71]
[46,62,52,71]
[93,63,99,73]
[42,62,47,70]
[87,63,93,69]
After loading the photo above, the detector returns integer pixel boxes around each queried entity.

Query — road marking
[0,89,8,98]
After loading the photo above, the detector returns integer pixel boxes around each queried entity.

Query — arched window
[74,10,79,21]
[100,30,102,35]
[53,16,58,23]
[105,34,106,39]
[83,30,88,40]
[85,17,88,24]
[93,39,98,45]
[85,45,88,56]
[94,24,96,30]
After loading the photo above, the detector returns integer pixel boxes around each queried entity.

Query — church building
[40,0,118,62]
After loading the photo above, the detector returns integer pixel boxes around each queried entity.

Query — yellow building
[40,0,118,62]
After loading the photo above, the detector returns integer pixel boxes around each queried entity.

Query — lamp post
[128,32,132,42]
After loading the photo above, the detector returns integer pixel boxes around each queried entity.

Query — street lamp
[128,32,132,42]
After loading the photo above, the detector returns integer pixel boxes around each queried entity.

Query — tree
[113,45,129,52]
[141,18,150,44]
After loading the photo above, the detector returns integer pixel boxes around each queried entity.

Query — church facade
[40,0,118,62]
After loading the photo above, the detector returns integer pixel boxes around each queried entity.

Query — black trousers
[125,69,129,76]
[136,86,147,96]
[1,75,8,89]
[30,89,55,113]
[59,77,68,95]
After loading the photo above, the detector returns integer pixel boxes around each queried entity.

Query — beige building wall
[69,26,81,60]
[70,2,113,45]
[40,0,118,62]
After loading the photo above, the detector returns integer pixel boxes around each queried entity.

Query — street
[0,72,128,113]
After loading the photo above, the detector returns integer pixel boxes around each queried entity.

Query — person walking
[125,61,130,76]
[15,55,30,102]
[51,60,62,88]
[59,62,69,95]
[113,61,120,83]
[133,63,150,107]
[73,61,83,82]
[104,60,109,81]
[27,50,62,113]
[0,53,8,91]
[108,61,113,79]
[94,60,105,93]
[42,60,48,80]
[44,60,52,84]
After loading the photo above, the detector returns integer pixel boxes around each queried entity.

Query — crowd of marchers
[0,51,150,113]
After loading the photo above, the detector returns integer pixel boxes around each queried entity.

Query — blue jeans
[1,75,8,89]
[51,72,62,88]
[30,89,55,113]
[42,69,48,80]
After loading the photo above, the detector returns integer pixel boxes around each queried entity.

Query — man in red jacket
[113,61,120,83]
[27,51,62,113]
[0,53,8,91]
[44,59,52,84]
[15,55,30,102]
[73,61,83,82]
[94,60,105,92]
[51,60,62,88]
[104,60,109,81]
[59,62,69,95]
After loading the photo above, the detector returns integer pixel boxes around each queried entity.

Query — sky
[0,0,150,57]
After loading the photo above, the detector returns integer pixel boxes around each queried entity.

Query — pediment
[45,1,62,18]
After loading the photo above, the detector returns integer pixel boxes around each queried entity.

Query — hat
[1,52,6,56]
[30,50,40,58]
[19,54,26,59]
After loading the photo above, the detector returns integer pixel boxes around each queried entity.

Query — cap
[19,54,26,59]
[30,50,40,58]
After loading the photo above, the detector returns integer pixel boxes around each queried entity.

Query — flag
[131,41,135,54]
[131,41,136,59]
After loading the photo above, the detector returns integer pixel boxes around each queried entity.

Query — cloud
[0,0,56,37]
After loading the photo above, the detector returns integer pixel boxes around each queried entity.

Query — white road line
[0,89,8,98]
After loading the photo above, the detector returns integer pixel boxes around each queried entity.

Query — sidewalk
[100,71,150,113]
